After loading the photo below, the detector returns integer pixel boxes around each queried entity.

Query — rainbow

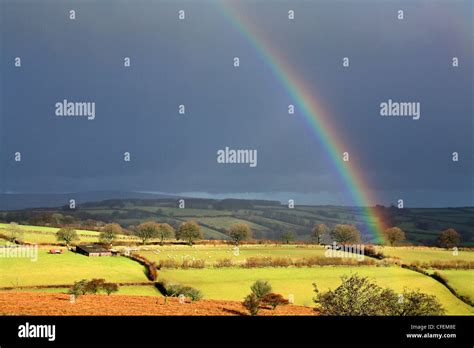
[218,2,387,243]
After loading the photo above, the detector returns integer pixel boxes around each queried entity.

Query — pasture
[158,266,474,315]
[0,223,139,244]
[381,246,474,263]
[138,244,331,265]
[439,270,474,301]
[0,250,148,287]
[1,239,472,316]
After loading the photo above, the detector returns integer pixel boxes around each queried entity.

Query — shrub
[402,263,429,275]
[215,258,234,268]
[182,259,205,269]
[261,293,289,310]
[180,286,203,301]
[84,278,106,294]
[396,290,445,316]
[6,222,23,243]
[244,257,274,268]
[425,260,474,270]
[243,293,260,316]
[69,279,89,298]
[364,246,385,259]
[103,283,119,295]
[251,280,272,300]
[313,274,445,316]
[68,279,119,297]
[161,283,203,301]
[271,257,293,267]
[242,280,275,315]
[431,271,448,284]
[158,259,180,269]
[149,262,158,281]
[126,253,157,281]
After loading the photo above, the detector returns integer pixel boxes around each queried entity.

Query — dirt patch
[0,292,317,316]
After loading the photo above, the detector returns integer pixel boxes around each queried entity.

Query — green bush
[162,282,203,301]
[103,282,119,295]
[69,279,89,298]
[243,280,269,316]
[68,279,120,298]
[251,280,272,300]
[243,293,260,316]
[84,278,106,294]
[215,258,234,268]
[261,293,289,310]
[313,274,445,316]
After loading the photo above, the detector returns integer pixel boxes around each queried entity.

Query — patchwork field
[0,240,473,316]
[0,223,139,244]
[380,246,474,263]
[0,250,148,287]
[3,199,472,245]
[138,244,330,265]
[157,266,474,315]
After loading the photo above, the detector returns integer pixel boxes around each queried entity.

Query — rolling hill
[0,197,472,245]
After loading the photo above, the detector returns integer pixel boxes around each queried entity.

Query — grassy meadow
[3,199,472,245]
[439,270,474,301]
[0,249,148,287]
[0,223,139,244]
[0,218,472,316]
[137,244,330,265]
[157,266,474,315]
[381,246,474,263]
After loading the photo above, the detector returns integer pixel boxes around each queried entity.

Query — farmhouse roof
[76,245,110,253]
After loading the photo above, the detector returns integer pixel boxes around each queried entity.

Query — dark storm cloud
[0,0,472,207]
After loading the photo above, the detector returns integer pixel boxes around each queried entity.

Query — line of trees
[309,222,461,248]
[5,217,458,249]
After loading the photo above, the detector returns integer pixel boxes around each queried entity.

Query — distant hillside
[0,191,178,210]
[0,197,472,245]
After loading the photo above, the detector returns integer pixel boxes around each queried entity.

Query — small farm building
[76,245,112,257]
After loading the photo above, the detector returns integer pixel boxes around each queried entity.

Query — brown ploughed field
[0,292,317,316]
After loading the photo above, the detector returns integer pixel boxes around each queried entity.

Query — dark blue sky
[0,0,473,207]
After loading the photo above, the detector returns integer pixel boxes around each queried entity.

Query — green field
[138,244,331,265]
[0,250,148,287]
[2,199,474,245]
[158,266,474,315]
[0,198,474,246]
[1,226,473,316]
[0,223,98,234]
[381,247,474,263]
[439,270,474,301]
[195,217,269,231]
[0,223,139,244]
